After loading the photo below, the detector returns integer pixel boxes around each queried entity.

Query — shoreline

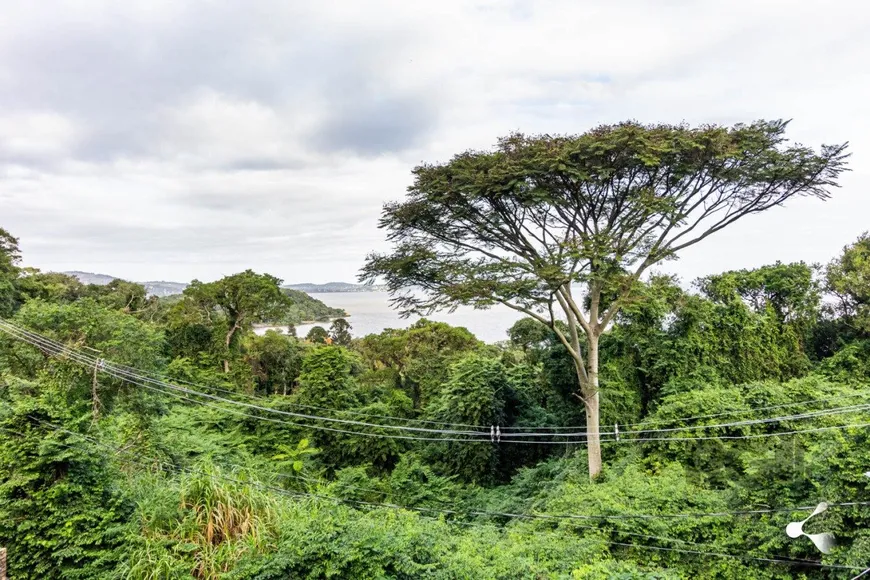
[253,315,349,330]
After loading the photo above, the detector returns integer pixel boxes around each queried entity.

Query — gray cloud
[312,94,437,155]
[0,1,432,165]
[1,0,869,284]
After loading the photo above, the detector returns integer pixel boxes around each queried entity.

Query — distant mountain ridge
[284,282,386,293]
[62,272,384,296]
[63,271,189,297]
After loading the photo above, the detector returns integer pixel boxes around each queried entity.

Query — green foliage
[507,317,552,363]
[244,331,304,395]
[0,227,21,317]
[277,288,346,325]
[329,317,353,346]
[125,462,282,579]
[600,272,814,421]
[272,438,318,474]
[4,223,870,578]
[826,232,870,336]
[640,376,866,486]
[424,354,517,483]
[817,339,870,383]
[185,271,291,333]
[1,298,165,418]
[183,271,292,371]
[15,269,85,306]
[0,401,133,579]
[162,294,225,364]
[305,325,329,344]
[357,319,480,407]
[84,278,153,314]
[295,347,363,408]
[699,262,820,326]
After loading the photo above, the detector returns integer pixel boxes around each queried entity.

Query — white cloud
[0,111,78,160]
[0,0,868,284]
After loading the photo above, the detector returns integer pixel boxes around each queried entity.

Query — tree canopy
[329,318,353,346]
[363,120,848,477]
[183,270,291,372]
[826,232,870,336]
[0,228,21,317]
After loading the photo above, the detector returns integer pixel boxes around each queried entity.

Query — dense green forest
[2,227,869,578]
[1,122,869,579]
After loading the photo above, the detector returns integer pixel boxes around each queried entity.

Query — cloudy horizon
[2,0,869,286]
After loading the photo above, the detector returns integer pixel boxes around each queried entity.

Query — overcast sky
[1,0,868,285]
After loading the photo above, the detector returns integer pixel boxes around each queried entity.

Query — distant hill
[62,271,348,324]
[284,282,386,293]
[63,271,118,286]
[142,281,189,297]
[64,272,189,297]
[63,272,383,297]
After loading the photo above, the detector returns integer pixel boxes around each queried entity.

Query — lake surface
[255,291,525,343]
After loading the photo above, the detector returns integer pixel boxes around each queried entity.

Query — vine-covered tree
[362,120,849,477]
[0,403,133,578]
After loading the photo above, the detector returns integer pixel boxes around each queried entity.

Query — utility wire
[107,352,489,430]
[502,389,870,432]
[0,319,487,430]
[0,416,862,573]
[11,317,868,438]
[0,322,492,441]
[3,320,870,445]
[2,409,869,524]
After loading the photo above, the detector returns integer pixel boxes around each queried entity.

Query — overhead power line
[2,320,869,445]
[0,415,864,574]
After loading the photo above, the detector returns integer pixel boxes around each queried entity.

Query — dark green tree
[362,120,848,477]
[244,330,303,395]
[826,232,870,336]
[15,269,85,305]
[598,270,818,421]
[83,278,152,314]
[507,317,552,362]
[4,298,165,420]
[0,227,21,317]
[424,353,514,483]
[329,318,353,346]
[305,325,329,344]
[356,319,479,407]
[698,261,820,325]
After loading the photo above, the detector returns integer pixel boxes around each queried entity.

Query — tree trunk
[583,333,602,479]
[223,323,239,373]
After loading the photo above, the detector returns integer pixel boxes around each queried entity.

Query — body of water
[255,291,525,343]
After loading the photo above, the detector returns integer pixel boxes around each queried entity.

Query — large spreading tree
[184,270,291,372]
[361,120,848,478]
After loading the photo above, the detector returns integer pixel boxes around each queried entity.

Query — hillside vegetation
[0,122,868,579]
[1,226,869,578]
